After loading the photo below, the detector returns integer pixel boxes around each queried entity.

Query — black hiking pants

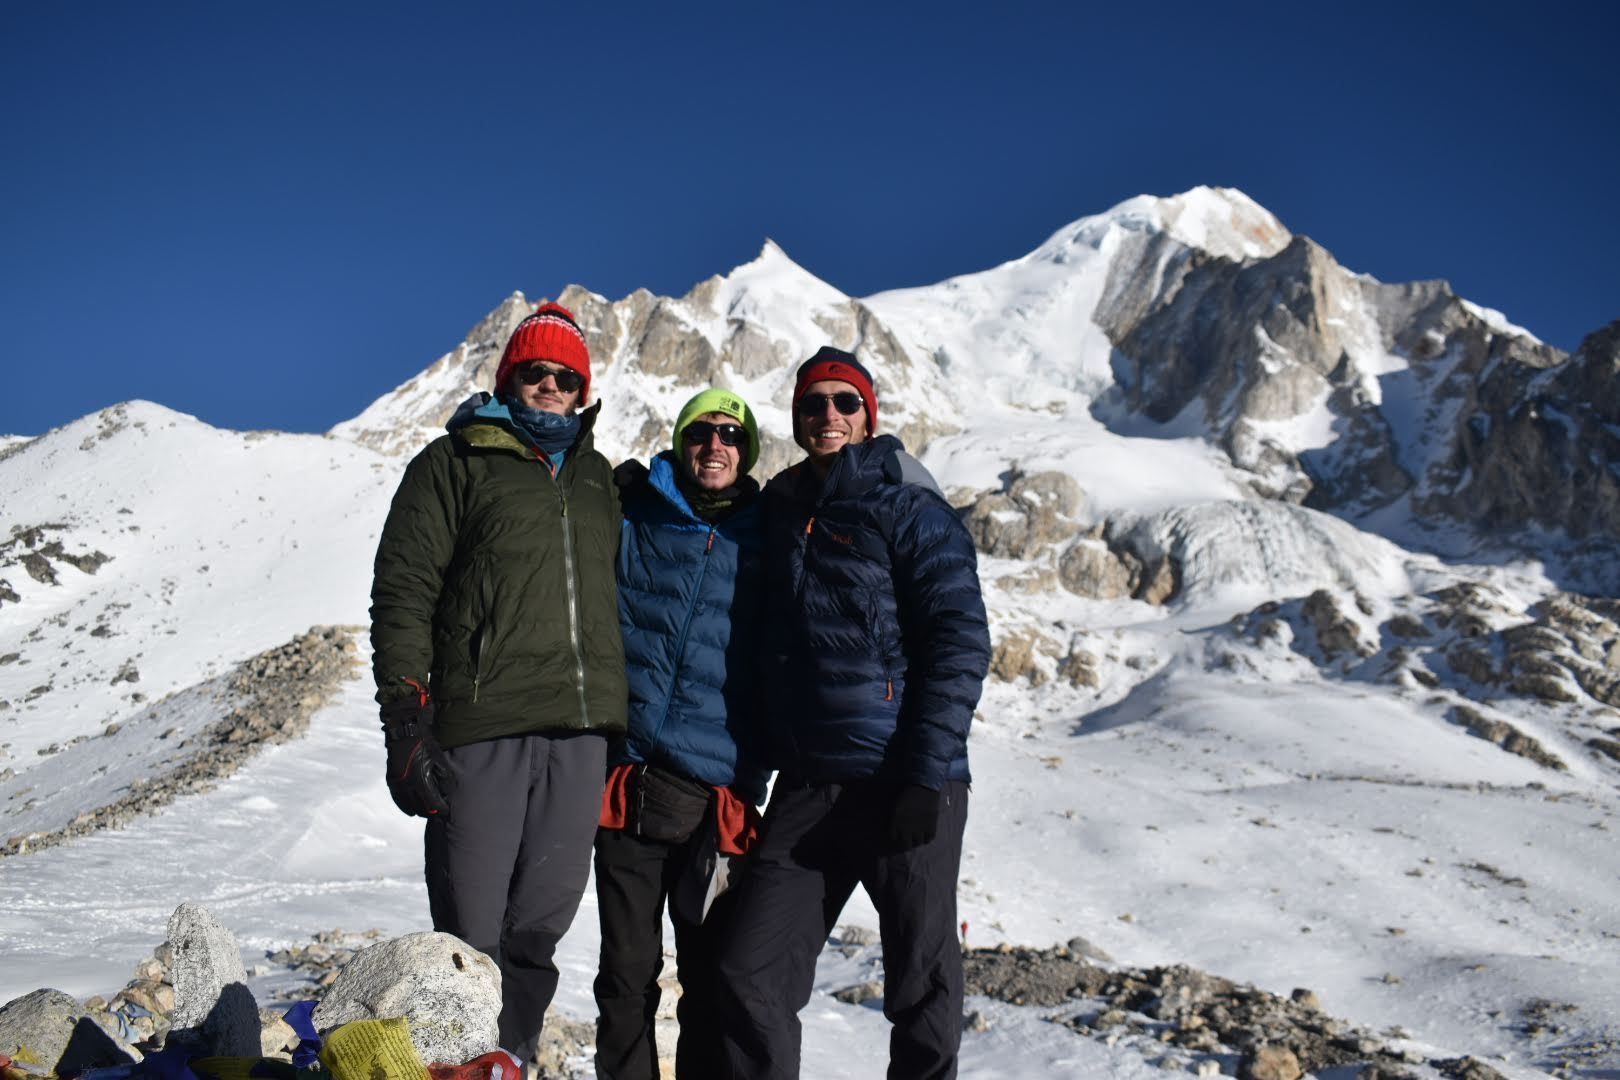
[425,731,607,1061]
[592,825,738,1079]
[715,778,969,1080]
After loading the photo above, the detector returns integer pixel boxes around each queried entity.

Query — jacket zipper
[559,483,591,726]
[633,763,647,838]
[649,523,716,750]
[472,569,495,704]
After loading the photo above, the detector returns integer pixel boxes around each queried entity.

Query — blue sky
[3,2,1616,437]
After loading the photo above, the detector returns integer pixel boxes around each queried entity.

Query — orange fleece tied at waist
[599,763,762,855]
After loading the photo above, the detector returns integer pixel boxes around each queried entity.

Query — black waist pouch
[632,764,713,844]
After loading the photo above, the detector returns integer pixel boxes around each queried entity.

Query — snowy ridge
[2,188,1617,1078]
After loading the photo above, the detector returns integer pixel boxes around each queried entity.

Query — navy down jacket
[614,452,769,803]
[762,434,990,789]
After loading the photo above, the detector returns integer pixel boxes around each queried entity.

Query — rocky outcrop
[961,944,1503,1080]
[2,626,361,858]
[1419,321,1620,554]
[957,470,1180,606]
[1098,236,1436,505]
[1448,705,1566,771]
[0,523,110,602]
[989,629,1062,685]
[1091,223,1618,592]
[1301,589,1376,661]
[1435,590,1620,718]
[962,470,1084,560]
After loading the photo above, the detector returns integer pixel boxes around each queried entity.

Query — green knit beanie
[673,388,760,474]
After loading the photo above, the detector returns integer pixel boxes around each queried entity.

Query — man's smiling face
[797,379,869,466]
[680,411,744,491]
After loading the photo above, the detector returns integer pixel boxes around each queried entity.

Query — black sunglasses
[515,363,584,393]
[682,421,749,447]
[797,392,864,417]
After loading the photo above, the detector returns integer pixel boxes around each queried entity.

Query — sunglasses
[797,392,864,417]
[682,421,749,448]
[515,363,584,393]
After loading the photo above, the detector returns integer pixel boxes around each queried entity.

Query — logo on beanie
[720,395,742,414]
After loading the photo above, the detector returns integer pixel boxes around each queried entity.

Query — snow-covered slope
[3,188,1617,1078]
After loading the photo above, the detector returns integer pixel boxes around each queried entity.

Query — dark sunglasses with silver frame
[797,391,864,417]
[681,421,749,448]
[515,362,584,393]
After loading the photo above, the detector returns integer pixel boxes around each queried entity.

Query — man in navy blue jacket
[717,348,991,1080]
[595,388,770,1079]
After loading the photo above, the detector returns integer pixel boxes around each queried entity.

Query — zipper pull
[706,528,716,553]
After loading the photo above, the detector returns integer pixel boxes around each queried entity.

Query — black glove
[381,697,451,818]
[887,784,940,850]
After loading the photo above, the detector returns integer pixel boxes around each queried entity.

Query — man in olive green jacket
[370,302,628,1062]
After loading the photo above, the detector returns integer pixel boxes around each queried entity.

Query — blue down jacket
[613,452,769,803]
[762,434,990,788]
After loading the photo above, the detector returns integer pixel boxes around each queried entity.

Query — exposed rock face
[1448,705,1566,771]
[1099,236,1429,505]
[1301,589,1376,661]
[312,931,502,1067]
[166,904,259,1057]
[1092,226,1617,591]
[1420,320,1620,548]
[956,470,1179,607]
[962,470,1084,560]
[1434,590,1620,717]
[0,524,111,604]
[989,629,1062,685]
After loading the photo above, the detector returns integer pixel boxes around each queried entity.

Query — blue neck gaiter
[501,395,583,461]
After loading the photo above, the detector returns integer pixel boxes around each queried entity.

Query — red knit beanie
[791,347,878,449]
[495,302,592,404]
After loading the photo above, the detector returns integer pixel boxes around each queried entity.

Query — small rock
[832,981,883,1006]
[1240,1044,1302,1080]
[1289,988,1321,1011]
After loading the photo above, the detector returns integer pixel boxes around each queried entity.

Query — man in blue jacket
[717,348,991,1080]
[594,388,770,1079]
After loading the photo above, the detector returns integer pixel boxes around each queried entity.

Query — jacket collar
[448,392,601,458]
[645,451,758,521]
[782,434,906,503]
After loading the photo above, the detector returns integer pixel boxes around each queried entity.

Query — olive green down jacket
[369,400,628,748]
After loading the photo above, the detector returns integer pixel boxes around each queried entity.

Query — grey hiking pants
[425,731,608,1059]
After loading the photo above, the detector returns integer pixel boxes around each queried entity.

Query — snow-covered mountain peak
[700,237,851,321]
[1027,185,1292,268]
[1144,184,1291,260]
